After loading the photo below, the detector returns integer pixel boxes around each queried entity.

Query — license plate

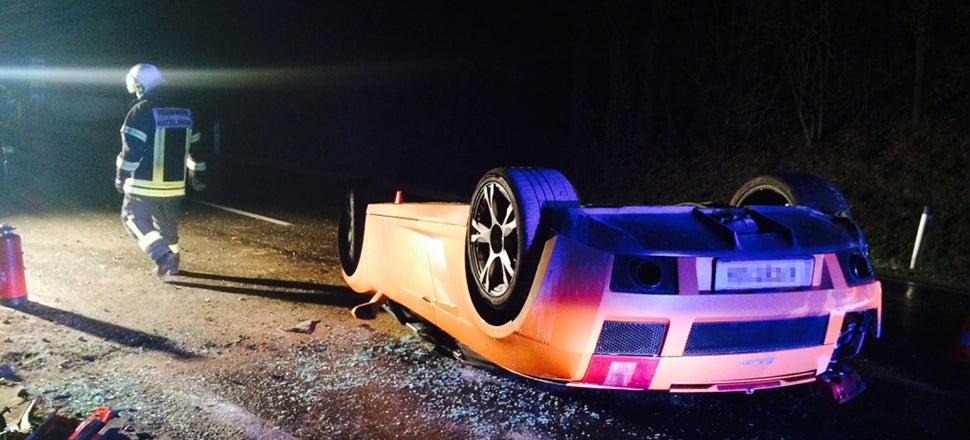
[714,259,813,291]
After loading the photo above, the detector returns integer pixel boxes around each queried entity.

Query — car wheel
[465,167,579,326]
[337,187,368,276]
[730,173,853,220]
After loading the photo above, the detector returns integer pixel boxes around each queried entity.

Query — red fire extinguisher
[0,224,27,307]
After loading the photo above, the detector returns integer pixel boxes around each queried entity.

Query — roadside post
[909,206,932,270]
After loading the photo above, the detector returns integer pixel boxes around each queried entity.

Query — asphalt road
[844,277,970,438]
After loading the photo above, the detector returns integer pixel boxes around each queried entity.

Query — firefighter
[115,63,207,278]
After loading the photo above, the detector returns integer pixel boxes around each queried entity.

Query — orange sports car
[338,168,881,402]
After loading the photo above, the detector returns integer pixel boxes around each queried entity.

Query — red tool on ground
[66,406,112,440]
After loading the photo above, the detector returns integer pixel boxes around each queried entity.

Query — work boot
[153,251,180,278]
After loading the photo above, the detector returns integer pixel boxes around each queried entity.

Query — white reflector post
[910,206,932,270]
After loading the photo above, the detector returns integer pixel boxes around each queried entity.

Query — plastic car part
[810,364,867,404]
[453,341,498,369]
[350,291,385,320]
[730,173,853,220]
[465,167,579,325]
[833,309,877,360]
[382,300,497,368]
[609,256,678,294]
[382,300,444,344]
[838,250,876,285]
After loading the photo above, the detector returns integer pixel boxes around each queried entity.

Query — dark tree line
[562,0,961,187]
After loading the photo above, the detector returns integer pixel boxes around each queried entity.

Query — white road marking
[191,200,293,226]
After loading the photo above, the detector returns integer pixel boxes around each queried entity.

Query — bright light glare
[164,67,337,88]
[0,63,447,89]
[0,66,126,85]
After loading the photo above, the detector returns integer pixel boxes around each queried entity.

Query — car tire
[337,186,369,277]
[465,167,579,326]
[730,173,853,220]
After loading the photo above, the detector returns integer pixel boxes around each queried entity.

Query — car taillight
[582,355,660,389]
[839,250,875,285]
[610,256,678,294]
[584,321,666,388]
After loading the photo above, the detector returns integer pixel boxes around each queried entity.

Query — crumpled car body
[339,168,881,394]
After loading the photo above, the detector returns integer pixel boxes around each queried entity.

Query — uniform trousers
[121,194,182,263]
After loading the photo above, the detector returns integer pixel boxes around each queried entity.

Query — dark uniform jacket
[116,90,205,197]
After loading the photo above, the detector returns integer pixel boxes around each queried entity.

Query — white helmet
[125,63,163,98]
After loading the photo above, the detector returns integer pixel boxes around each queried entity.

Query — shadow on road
[14,301,196,359]
[167,270,362,308]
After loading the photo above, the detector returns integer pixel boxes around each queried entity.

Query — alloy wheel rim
[469,181,518,299]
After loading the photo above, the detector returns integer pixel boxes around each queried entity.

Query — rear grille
[594,321,667,356]
[684,315,829,356]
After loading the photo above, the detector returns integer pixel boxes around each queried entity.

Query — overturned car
[339,168,881,402]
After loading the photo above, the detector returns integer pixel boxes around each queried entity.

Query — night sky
[2,1,967,196]
[1,1,577,192]
[2,1,573,65]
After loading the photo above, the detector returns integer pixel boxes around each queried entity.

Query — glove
[188,169,207,192]
[114,169,128,194]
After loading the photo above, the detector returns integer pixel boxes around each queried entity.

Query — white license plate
[714,259,813,291]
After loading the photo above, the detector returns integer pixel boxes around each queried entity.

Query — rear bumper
[563,281,882,391]
[504,239,882,391]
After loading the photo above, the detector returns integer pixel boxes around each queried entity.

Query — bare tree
[597,0,667,185]
[782,1,835,148]
[909,0,929,128]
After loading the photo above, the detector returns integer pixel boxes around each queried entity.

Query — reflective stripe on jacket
[117,94,205,197]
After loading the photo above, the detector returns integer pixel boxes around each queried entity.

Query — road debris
[1,384,36,434]
[283,319,319,334]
